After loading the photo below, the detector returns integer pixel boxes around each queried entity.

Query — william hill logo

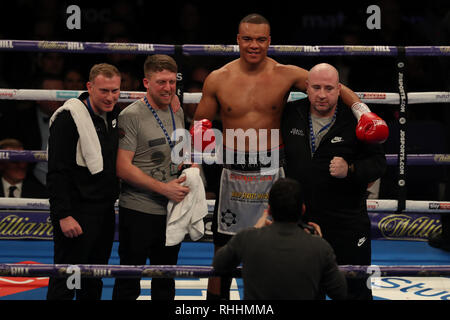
[0,215,53,239]
[0,40,13,48]
[379,214,441,240]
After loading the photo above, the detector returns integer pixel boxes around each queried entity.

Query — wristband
[351,102,371,120]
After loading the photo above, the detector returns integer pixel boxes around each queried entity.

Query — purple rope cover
[1,41,449,56]
[1,264,449,279]
[385,154,450,165]
[0,150,47,162]
[2,150,449,165]
[0,40,174,55]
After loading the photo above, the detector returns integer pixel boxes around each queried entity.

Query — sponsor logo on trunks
[231,191,269,200]
[221,209,238,227]
[229,174,273,184]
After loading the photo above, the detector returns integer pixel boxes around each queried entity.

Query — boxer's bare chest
[215,67,292,121]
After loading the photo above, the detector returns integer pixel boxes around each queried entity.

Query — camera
[298,221,317,235]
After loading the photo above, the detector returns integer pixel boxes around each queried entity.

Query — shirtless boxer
[192,13,388,300]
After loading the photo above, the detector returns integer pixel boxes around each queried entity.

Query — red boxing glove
[189,119,215,152]
[355,112,389,144]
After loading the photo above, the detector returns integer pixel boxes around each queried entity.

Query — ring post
[396,46,408,213]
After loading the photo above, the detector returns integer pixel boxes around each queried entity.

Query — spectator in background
[184,65,211,127]
[0,138,48,198]
[0,74,64,187]
[183,80,203,128]
[32,75,65,186]
[115,61,141,110]
[105,33,137,66]
[178,3,203,43]
[36,52,65,77]
[64,68,85,91]
[118,65,140,92]
[32,19,58,41]
[116,61,141,92]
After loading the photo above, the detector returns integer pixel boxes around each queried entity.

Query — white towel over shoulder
[49,98,103,174]
[166,167,208,246]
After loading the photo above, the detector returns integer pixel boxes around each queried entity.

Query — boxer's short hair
[239,13,270,31]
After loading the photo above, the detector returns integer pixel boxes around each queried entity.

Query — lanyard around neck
[309,109,337,154]
[144,96,176,149]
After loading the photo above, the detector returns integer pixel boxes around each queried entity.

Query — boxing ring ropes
[0,40,449,282]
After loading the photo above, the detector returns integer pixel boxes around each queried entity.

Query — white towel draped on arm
[166,167,208,246]
[48,98,103,174]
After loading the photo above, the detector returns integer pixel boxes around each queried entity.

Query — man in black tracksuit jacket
[46,64,121,300]
[281,63,386,300]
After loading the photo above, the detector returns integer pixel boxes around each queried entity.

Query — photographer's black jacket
[47,92,120,221]
[281,99,387,231]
